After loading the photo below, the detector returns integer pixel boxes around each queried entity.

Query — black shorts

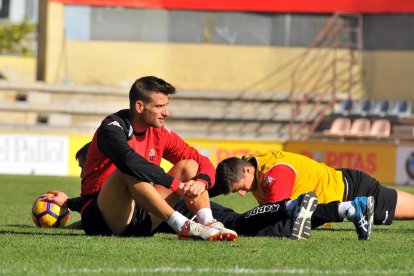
[338,168,397,225]
[81,198,153,237]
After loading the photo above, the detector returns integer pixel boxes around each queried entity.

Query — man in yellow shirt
[214,150,414,240]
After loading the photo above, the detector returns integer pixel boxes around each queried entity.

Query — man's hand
[41,191,69,208]
[178,180,206,201]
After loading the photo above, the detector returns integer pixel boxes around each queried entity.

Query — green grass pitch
[1,174,414,275]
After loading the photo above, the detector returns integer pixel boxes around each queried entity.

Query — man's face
[231,171,254,196]
[140,92,170,128]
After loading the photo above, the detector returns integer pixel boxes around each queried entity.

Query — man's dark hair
[129,76,176,108]
[215,157,246,195]
[75,142,91,162]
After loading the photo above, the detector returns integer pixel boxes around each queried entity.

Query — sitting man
[45,76,237,241]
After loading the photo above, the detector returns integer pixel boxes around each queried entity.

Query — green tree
[0,20,36,56]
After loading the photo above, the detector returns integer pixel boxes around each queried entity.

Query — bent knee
[168,159,199,181]
[174,159,198,169]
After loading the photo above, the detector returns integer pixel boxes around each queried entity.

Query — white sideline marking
[1,267,413,274]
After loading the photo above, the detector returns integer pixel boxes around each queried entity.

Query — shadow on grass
[1,224,85,236]
[1,225,176,239]
[5,224,33,228]
[313,227,414,234]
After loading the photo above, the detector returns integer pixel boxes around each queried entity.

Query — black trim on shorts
[338,168,397,225]
[81,199,154,237]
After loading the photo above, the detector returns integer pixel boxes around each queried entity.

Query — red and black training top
[81,109,215,197]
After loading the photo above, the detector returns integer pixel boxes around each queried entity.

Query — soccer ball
[31,193,71,228]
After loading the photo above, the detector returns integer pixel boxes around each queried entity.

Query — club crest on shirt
[148,148,156,161]
[264,176,275,187]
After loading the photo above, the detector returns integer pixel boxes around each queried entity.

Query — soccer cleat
[177,220,221,241]
[206,220,238,241]
[290,192,318,240]
[348,196,374,240]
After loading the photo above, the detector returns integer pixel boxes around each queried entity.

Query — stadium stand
[0,81,304,140]
[332,98,412,120]
[312,97,414,142]
[1,80,413,142]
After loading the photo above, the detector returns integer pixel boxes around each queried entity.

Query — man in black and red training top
[46,76,237,240]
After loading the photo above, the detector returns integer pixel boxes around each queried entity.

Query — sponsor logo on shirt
[149,148,156,161]
[108,121,124,130]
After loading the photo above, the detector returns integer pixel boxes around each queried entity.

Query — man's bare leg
[150,160,237,240]
[150,160,207,231]
[98,170,175,235]
[170,159,212,215]
[97,168,221,240]
[151,185,180,231]
[169,159,238,240]
[394,189,414,219]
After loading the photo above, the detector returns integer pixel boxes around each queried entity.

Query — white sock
[196,208,214,225]
[167,211,188,233]
[338,201,356,219]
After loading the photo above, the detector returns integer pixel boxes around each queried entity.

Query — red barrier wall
[51,0,414,13]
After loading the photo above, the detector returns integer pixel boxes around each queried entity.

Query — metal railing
[289,13,364,140]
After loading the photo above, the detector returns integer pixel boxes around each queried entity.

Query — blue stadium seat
[335,99,354,116]
[389,99,412,118]
[369,99,392,117]
[351,99,373,117]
